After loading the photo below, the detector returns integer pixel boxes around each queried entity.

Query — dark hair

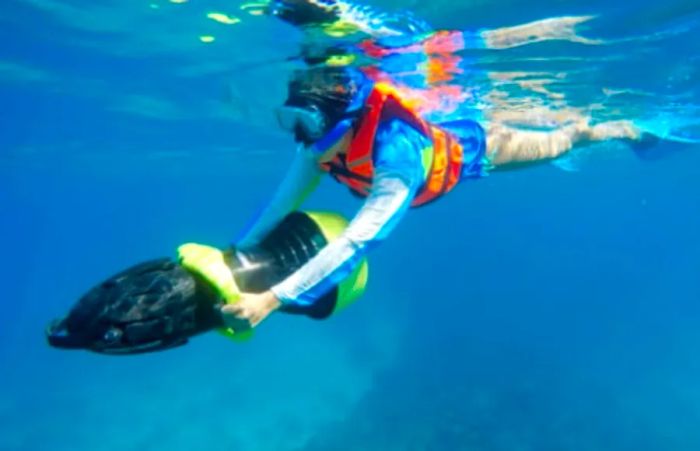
[285,66,361,131]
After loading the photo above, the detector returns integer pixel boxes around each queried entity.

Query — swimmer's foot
[587,120,642,141]
[630,132,661,157]
[587,120,667,159]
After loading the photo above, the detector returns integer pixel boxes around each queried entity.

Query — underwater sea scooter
[45,211,368,355]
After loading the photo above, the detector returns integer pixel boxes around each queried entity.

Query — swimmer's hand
[221,291,281,332]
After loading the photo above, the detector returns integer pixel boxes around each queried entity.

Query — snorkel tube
[46,211,368,355]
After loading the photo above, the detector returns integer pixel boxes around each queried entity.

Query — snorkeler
[45,0,656,353]
[213,0,647,333]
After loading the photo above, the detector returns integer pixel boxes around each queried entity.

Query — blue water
[1,1,700,450]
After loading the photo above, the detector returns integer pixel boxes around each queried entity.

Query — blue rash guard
[238,112,488,309]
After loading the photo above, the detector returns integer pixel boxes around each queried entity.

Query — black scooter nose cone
[46,318,86,350]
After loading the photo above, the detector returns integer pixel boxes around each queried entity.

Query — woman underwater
[209,0,652,332]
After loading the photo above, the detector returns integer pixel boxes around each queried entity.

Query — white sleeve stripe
[271,175,414,305]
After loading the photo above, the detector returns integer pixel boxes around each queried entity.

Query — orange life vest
[320,82,465,207]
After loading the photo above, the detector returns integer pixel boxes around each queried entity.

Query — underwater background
[1,0,700,450]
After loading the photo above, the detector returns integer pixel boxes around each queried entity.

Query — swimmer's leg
[486,119,642,168]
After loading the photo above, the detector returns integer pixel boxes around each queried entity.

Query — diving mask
[276,104,328,145]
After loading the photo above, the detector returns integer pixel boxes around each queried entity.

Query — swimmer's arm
[270,119,425,307]
[221,169,417,330]
[236,146,321,248]
[271,172,415,306]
